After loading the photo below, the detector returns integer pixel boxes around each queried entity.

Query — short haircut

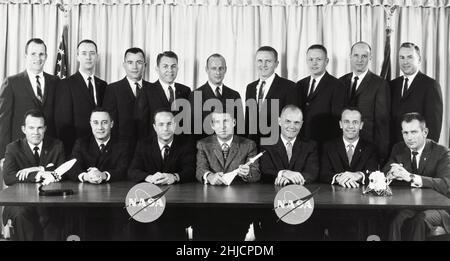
[157,51,178,66]
[307,44,328,56]
[23,109,46,126]
[77,39,98,53]
[341,107,363,121]
[25,38,47,54]
[90,107,112,120]
[402,112,427,129]
[124,47,145,61]
[153,108,174,124]
[351,41,372,54]
[210,107,234,123]
[280,104,302,117]
[257,46,278,62]
[400,42,421,57]
[206,53,225,67]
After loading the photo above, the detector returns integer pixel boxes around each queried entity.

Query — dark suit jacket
[260,137,319,184]
[382,140,450,196]
[55,71,107,156]
[189,82,243,140]
[390,72,443,144]
[103,77,150,144]
[340,70,390,161]
[3,137,65,186]
[245,74,297,145]
[67,135,132,182]
[0,71,60,158]
[195,135,260,183]
[141,80,191,138]
[319,138,378,184]
[297,72,346,143]
[128,136,195,183]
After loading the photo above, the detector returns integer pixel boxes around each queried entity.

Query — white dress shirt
[79,70,98,105]
[26,70,45,99]
[256,73,276,102]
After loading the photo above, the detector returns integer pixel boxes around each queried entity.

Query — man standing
[189,54,243,140]
[0,38,60,160]
[390,42,443,144]
[68,108,132,183]
[55,39,107,156]
[2,110,65,240]
[103,47,149,146]
[340,41,390,163]
[320,107,378,186]
[245,46,297,147]
[260,105,318,186]
[297,44,346,144]
[384,113,450,241]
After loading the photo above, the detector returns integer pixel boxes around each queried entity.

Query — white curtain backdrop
[0,0,449,143]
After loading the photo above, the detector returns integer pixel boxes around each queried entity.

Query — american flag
[55,24,68,79]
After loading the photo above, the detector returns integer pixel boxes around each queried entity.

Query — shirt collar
[26,69,44,80]
[27,141,43,154]
[343,137,359,149]
[217,135,233,148]
[259,73,276,88]
[126,77,143,89]
[352,69,368,81]
[95,137,110,147]
[310,72,326,87]
[280,135,296,147]
[208,81,223,93]
[402,70,419,84]
[159,79,175,90]
[411,142,426,157]
[79,70,95,82]
[158,139,174,151]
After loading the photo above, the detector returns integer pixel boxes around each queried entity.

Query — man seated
[320,107,378,187]
[128,108,195,184]
[68,108,132,183]
[260,104,318,186]
[196,110,260,185]
[194,110,260,240]
[2,109,65,240]
[383,112,450,240]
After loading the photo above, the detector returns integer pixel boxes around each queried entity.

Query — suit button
[306,102,310,106]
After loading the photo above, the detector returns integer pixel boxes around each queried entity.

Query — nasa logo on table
[274,185,315,225]
[125,183,166,223]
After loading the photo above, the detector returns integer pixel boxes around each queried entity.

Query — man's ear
[21,125,26,135]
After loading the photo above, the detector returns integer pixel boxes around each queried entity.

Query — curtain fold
[0,2,449,144]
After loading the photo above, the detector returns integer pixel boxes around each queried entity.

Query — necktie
[347,144,354,165]
[168,85,175,104]
[215,86,222,99]
[33,146,40,165]
[402,77,409,97]
[286,141,293,162]
[87,76,96,105]
[257,81,266,103]
[411,151,419,174]
[36,75,43,103]
[135,82,141,98]
[163,145,170,161]
[308,78,316,97]
[350,76,359,100]
[222,143,230,160]
[99,143,106,154]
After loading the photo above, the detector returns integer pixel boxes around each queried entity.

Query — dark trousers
[389,209,450,241]
[3,206,62,241]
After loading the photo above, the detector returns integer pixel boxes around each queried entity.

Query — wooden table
[1,182,449,210]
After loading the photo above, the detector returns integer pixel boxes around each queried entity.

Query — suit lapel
[275,139,289,169]
[151,139,163,171]
[22,71,42,107]
[75,72,95,107]
[418,141,431,175]
[154,80,171,106]
[402,72,422,100]
[398,146,412,171]
[21,138,37,166]
[354,71,372,97]
[212,137,225,169]
[224,136,238,170]
[42,72,52,105]
[337,139,350,168]
[264,74,279,100]
[308,73,329,101]
[351,141,364,168]
[121,78,136,101]
[288,139,302,169]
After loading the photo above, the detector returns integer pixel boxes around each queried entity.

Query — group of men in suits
[0,37,447,241]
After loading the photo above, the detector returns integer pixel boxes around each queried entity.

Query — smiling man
[103,47,150,148]
[260,104,318,186]
[67,108,132,183]
[383,112,450,240]
[55,39,108,157]
[339,41,390,165]
[0,38,60,161]
[389,42,443,144]
[320,107,378,187]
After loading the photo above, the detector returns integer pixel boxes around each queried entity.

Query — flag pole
[380,5,398,80]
